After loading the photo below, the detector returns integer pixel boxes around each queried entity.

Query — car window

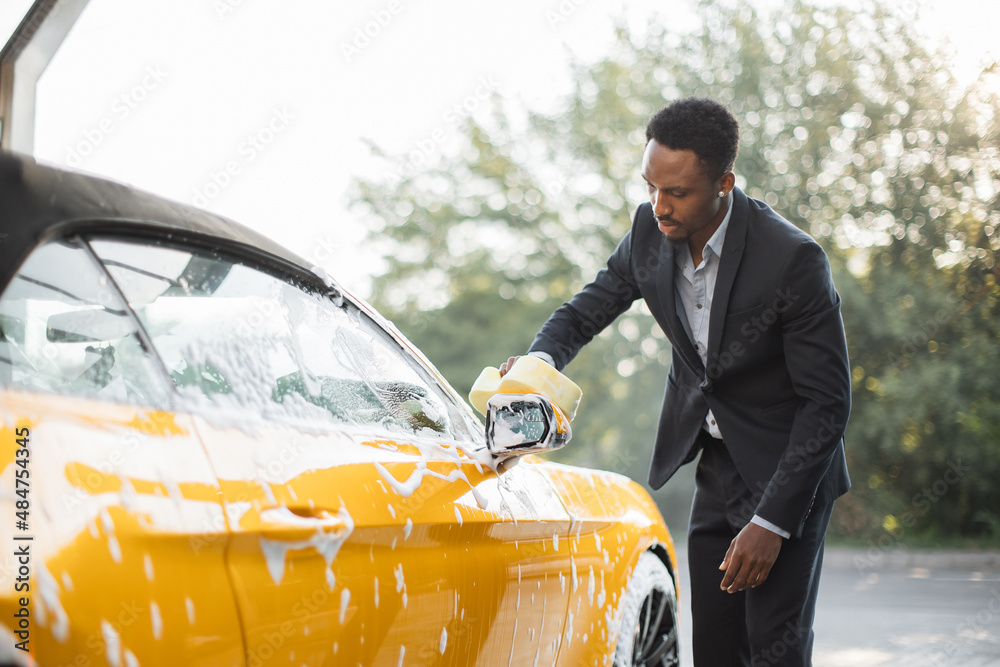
[0,238,170,406]
[88,238,472,440]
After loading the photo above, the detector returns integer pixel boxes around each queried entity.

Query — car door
[88,236,575,666]
[0,238,245,665]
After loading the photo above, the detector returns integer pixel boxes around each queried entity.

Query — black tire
[613,551,680,667]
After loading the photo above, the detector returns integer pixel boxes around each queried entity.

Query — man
[499,97,851,666]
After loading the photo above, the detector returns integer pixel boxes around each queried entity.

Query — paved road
[674,546,1000,667]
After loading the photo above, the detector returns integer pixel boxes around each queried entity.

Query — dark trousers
[687,436,832,667]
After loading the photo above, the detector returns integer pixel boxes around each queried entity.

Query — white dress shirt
[672,196,789,539]
[673,196,732,439]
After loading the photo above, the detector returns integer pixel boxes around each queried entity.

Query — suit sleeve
[754,240,851,534]
[527,214,643,371]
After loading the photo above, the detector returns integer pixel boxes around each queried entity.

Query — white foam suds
[374,460,489,509]
[108,535,122,563]
[225,501,253,527]
[394,563,408,608]
[508,620,518,666]
[597,570,606,608]
[150,602,162,640]
[102,620,122,667]
[395,563,405,591]
[37,564,69,642]
[340,588,351,624]
[99,508,114,533]
[258,506,354,587]
[376,460,459,496]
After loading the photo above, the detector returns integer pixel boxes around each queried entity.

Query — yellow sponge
[469,355,582,421]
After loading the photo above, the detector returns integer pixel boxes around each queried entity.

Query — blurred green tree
[351,0,1000,541]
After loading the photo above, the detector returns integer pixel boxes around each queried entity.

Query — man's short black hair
[645,98,740,181]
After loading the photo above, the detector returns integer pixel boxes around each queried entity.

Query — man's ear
[718,171,736,196]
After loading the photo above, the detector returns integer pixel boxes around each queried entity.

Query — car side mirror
[486,393,571,458]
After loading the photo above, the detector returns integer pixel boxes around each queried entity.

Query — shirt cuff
[751,514,791,539]
[526,350,556,367]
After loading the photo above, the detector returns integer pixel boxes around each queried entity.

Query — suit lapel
[705,187,749,372]
[655,234,705,376]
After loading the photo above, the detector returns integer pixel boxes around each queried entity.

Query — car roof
[0,150,314,290]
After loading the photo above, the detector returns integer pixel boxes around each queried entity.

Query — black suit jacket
[528,187,851,538]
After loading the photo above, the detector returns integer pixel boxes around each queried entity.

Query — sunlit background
[0,0,995,296]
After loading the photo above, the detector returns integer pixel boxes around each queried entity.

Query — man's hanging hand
[719,522,783,593]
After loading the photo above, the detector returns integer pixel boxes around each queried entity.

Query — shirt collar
[675,194,734,271]
[703,193,734,261]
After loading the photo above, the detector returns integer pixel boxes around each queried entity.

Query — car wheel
[613,551,680,667]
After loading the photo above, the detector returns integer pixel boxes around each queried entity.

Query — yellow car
[0,152,679,666]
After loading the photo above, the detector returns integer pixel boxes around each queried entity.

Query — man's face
[641,140,730,247]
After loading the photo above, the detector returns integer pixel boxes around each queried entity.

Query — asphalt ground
[674,546,1000,667]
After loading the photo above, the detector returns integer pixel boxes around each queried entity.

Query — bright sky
[0,0,996,297]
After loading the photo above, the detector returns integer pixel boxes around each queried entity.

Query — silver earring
[718,191,725,197]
